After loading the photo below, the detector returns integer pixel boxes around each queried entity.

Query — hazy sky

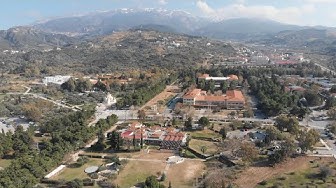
[1,0,335,29]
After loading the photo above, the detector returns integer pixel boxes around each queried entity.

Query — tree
[91,129,106,151]
[198,79,206,90]
[298,129,320,153]
[198,117,210,127]
[209,80,215,94]
[22,104,42,122]
[140,129,144,149]
[144,175,166,188]
[327,122,336,134]
[172,117,177,126]
[184,117,193,130]
[168,181,172,188]
[319,166,332,180]
[66,179,83,188]
[61,78,76,92]
[160,173,166,181]
[220,81,228,93]
[268,138,296,165]
[229,80,238,90]
[200,145,207,154]
[275,115,299,135]
[219,128,227,140]
[109,131,121,151]
[325,97,336,109]
[236,142,258,162]
[330,85,336,93]
[304,89,322,106]
[138,109,146,122]
[228,111,236,119]
[327,107,336,120]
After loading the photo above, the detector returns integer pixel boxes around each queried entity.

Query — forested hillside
[0,30,236,76]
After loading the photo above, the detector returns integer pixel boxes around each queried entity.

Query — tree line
[0,105,118,187]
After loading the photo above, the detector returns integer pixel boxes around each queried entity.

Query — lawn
[0,159,12,169]
[52,158,106,181]
[114,160,166,188]
[189,139,219,155]
[250,157,336,188]
[189,129,220,139]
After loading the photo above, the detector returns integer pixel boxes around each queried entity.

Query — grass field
[0,159,12,169]
[189,139,219,155]
[114,160,166,188]
[189,130,220,139]
[52,158,106,181]
[256,157,336,188]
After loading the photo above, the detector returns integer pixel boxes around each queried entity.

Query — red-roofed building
[118,122,187,150]
[183,89,245,109]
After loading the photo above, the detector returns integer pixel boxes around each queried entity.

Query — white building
[42,75,71,86]
[104,93,117,106]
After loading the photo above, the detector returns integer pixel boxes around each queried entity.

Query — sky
[1,0,336,29]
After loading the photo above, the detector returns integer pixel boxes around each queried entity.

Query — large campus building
[197,74,239,87]
[183,89,245,109]
[119,122,187,150]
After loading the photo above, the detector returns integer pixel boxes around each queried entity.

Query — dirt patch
[166,159,206,188]
[114,160,166,188]
[140,85,178,110]
[234,156,328,188]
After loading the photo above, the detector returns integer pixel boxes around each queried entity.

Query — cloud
[158,0,168,5]
[304,0,336,3]
[196,0,317,25]
[196,1,215,15]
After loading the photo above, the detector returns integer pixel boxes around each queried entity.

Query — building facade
[183,89,245,110]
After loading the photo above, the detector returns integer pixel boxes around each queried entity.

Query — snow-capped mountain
[34,8,208,36]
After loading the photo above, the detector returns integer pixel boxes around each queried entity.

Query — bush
[278,176,287,180]
[259,180,267,185]
[82,178,95,186]
[319,166,332,179]
[160,173,166,181]
[90,173,99,179]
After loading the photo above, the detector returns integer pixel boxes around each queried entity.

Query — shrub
[320,166,332,179]
[278,176,287,180]
[160,173,166,181]
[259,180,267,185]
[90,173,99,179]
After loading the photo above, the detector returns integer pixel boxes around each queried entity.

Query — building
[42,75,71,85]
[183,89,245,110]
[198,74,239,85]
[119,122,187,150]
[104,93,117,106]
[197,74,239,87]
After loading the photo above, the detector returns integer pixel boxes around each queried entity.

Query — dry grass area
[140,85,178,110]
[114,160,166,188]
[0,159,12,169]
[165,159,206,188]
[189,139,219,155]
[103,31,131,44]
[235,156,331,188]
